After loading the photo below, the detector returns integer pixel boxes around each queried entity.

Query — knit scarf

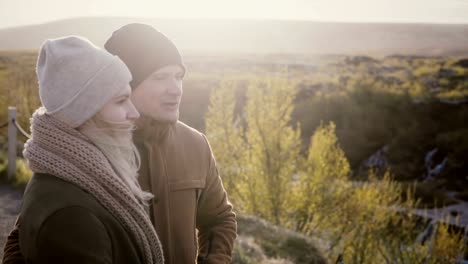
[23,108,164,264]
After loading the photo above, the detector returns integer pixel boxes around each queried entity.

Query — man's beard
[79,117,153,204]
[138,108,179,126]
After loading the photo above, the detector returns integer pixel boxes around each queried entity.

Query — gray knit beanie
[37,36,132,128]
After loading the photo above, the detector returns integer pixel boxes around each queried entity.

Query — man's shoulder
[167,121,215,159]
[172,121,208,145]
[173,121,203,136]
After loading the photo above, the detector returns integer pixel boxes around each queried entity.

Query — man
[104,23,237,264]
[2,24,236,264]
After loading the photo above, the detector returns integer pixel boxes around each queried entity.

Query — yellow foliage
[205,77,466,264]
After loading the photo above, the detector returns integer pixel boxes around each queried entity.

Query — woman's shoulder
[19,173,106,240]
[18,173,113,262]
[20,204,112,263]
[21,173,98,216]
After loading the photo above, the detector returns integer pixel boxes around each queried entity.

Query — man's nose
[167,79,182,96]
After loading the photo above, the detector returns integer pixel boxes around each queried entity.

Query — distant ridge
[0,17,467,56]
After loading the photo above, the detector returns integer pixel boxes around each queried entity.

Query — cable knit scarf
[23,108,164,264]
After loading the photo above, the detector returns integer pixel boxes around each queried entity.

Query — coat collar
[133,116,177,144]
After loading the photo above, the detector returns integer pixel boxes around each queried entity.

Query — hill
[0,17,467,56]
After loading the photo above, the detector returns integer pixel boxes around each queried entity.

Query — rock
[454,58,468,68]
[344,56,379,66]
[363,146,389,169]
[423,148,448,181]
[438,67,457,78]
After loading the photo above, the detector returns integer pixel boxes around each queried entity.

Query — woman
[4,36,163,264]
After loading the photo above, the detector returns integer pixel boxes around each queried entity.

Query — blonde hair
[78,115,153,205]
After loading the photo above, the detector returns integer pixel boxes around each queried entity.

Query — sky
[1,0,468,29]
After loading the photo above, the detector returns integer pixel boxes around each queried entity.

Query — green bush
[0,151,32,186]
[14,158,32,186]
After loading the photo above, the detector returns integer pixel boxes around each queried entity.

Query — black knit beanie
[104,23,185,89]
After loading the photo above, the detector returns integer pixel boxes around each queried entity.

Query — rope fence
[0,106,32,181]
[12,118,31,139]
[0,121,8,129]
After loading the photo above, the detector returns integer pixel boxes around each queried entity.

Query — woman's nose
[127,102,140,120]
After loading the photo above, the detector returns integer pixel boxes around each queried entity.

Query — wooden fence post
[8,106,17,181]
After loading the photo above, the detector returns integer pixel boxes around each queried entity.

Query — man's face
[131,65,184,123]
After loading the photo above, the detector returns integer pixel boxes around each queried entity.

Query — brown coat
[134,120,237,264]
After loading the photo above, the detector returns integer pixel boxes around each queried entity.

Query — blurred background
[1,0,468,263]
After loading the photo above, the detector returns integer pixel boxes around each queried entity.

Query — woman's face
[98,84,140,124]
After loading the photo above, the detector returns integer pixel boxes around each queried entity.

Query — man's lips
[162,102,179,110]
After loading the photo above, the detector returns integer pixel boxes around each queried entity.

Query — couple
[2,23,236,264]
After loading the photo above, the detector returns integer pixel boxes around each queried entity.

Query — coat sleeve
[2,217,26,264]
[32,206,112,264]
[196,135,237,264]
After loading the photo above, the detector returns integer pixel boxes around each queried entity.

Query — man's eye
[152,75,164,80]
